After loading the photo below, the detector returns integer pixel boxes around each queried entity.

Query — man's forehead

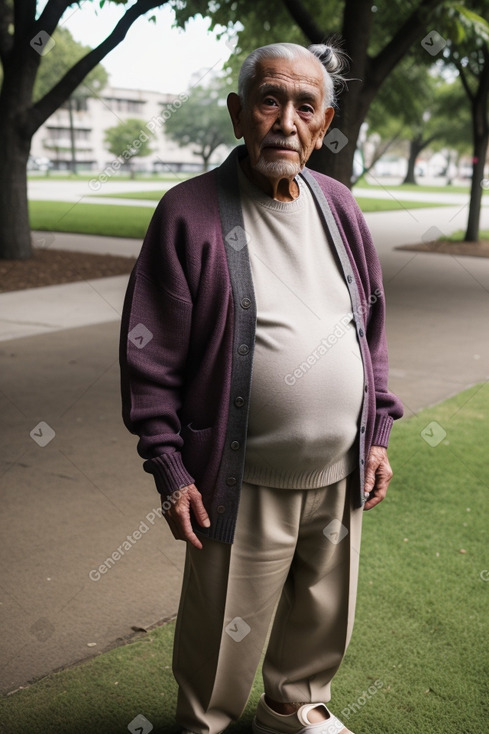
[252,57,325,97]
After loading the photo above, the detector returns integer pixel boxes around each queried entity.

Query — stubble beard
[253,157,302,179]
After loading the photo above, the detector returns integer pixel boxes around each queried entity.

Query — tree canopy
[0,0,171,258]
[163,75,236,170]
[33,26,108,102]
[104,118,154,177]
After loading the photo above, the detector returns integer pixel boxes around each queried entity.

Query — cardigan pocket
[181,423,213,483]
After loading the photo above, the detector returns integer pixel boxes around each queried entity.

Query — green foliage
[104,118,154,163]
[163,76,236,168]
[172,0,437,61]
[367,62,471,155]
[33,27,108,103]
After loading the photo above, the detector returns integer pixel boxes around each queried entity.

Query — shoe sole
[252,714,347,734]
[253,717,278,734]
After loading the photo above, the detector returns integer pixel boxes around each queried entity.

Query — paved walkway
[1,203,489,693]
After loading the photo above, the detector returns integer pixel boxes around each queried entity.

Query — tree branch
[421,131,440,149]
[35,0,76,38]
[475,47,489,107]
[358,131,403,179]
[28,0,167,135]
[454,58,475,102]
[281,0,325,44]
[368,0,443,90]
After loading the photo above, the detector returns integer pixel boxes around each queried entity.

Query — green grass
[29,200,154,239]
[1,383,488,733]
[95,190,166,201]
[354,180,475,195]
[28,172,196,183]
[447,229,489,242]
[28,196,444,240]
[95,191,447,210]
[355,197,450,212]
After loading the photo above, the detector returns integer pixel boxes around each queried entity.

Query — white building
[30,85,221,174]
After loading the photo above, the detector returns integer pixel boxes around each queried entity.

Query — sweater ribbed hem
[243,448,358,489]
[143,452,195,497]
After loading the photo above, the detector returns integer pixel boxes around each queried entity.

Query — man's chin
[254,158,302,179]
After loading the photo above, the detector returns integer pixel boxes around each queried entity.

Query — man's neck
[240,156,300,202]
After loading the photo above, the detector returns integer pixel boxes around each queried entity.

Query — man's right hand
[162,484,210,550]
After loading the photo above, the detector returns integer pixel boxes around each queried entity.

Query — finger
[363,487,387,511]
[185,530,204,550]
[165,509,204,548]
[364,463,378,494]
[189,492,211,528]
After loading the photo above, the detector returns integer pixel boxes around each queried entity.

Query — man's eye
[300,105,314,114]
[263,97,278,106]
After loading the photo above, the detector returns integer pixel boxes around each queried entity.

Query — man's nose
[274,102,296,135]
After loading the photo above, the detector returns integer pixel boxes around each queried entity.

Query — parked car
[27,156,53,171]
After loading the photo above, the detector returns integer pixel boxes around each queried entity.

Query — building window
[103,97,146,113]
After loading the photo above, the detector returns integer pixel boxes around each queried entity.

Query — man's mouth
[261,138,300,153]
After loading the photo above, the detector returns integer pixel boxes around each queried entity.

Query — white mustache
[260,136,300,153]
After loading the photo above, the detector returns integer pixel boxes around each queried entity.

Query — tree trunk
[307,130,356,186]
[202,152,211,172]
[464,51,489,244]
[464,135,488,242]
[68,97,78,175]
[307,0,373,186]
[0,108,34,260]
[0,0,166,259]
[290,0,444,186]
[307,79,373,185]
[402,138,423,184]
[0,11,40,260]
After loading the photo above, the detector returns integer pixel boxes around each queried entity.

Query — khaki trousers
[173,470,363,734]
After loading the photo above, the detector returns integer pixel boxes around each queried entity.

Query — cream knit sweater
[239,166,365,489]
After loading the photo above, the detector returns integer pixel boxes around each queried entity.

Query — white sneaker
[252,694,351,734]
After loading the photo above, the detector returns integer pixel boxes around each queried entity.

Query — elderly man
[120,42,403,734]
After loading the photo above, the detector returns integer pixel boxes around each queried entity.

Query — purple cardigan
[120,146,403,543]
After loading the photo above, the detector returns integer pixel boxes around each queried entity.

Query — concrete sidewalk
[1,204,489,693]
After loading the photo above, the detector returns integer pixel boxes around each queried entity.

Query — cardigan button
[361,425,366,434]
[364,384,368,392]
[241,297,252,309]
[226,476,237,486]
[234,396,245,407]
[238,344,249,355]
[217,505,225,514]
[347,275,353,283]
[358,328,364,337]
[230,441,240,450]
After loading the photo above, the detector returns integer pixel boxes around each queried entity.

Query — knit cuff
[372,414,394,448]
[143,452,195,498]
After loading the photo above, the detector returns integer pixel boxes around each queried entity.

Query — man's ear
[227,92,244,140]
[315,107,335,150]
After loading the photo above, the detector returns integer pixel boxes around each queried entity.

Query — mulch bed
[396,239,489,257]
[0,248,136,293]
[1,237,488,295]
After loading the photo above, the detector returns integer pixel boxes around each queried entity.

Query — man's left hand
[363,445,393,511]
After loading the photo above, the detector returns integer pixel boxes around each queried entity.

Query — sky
[57,2,237,94]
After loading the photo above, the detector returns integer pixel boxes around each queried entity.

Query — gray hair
[238,42,349,109]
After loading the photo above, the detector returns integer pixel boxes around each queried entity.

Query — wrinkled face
[228,55,334,180]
